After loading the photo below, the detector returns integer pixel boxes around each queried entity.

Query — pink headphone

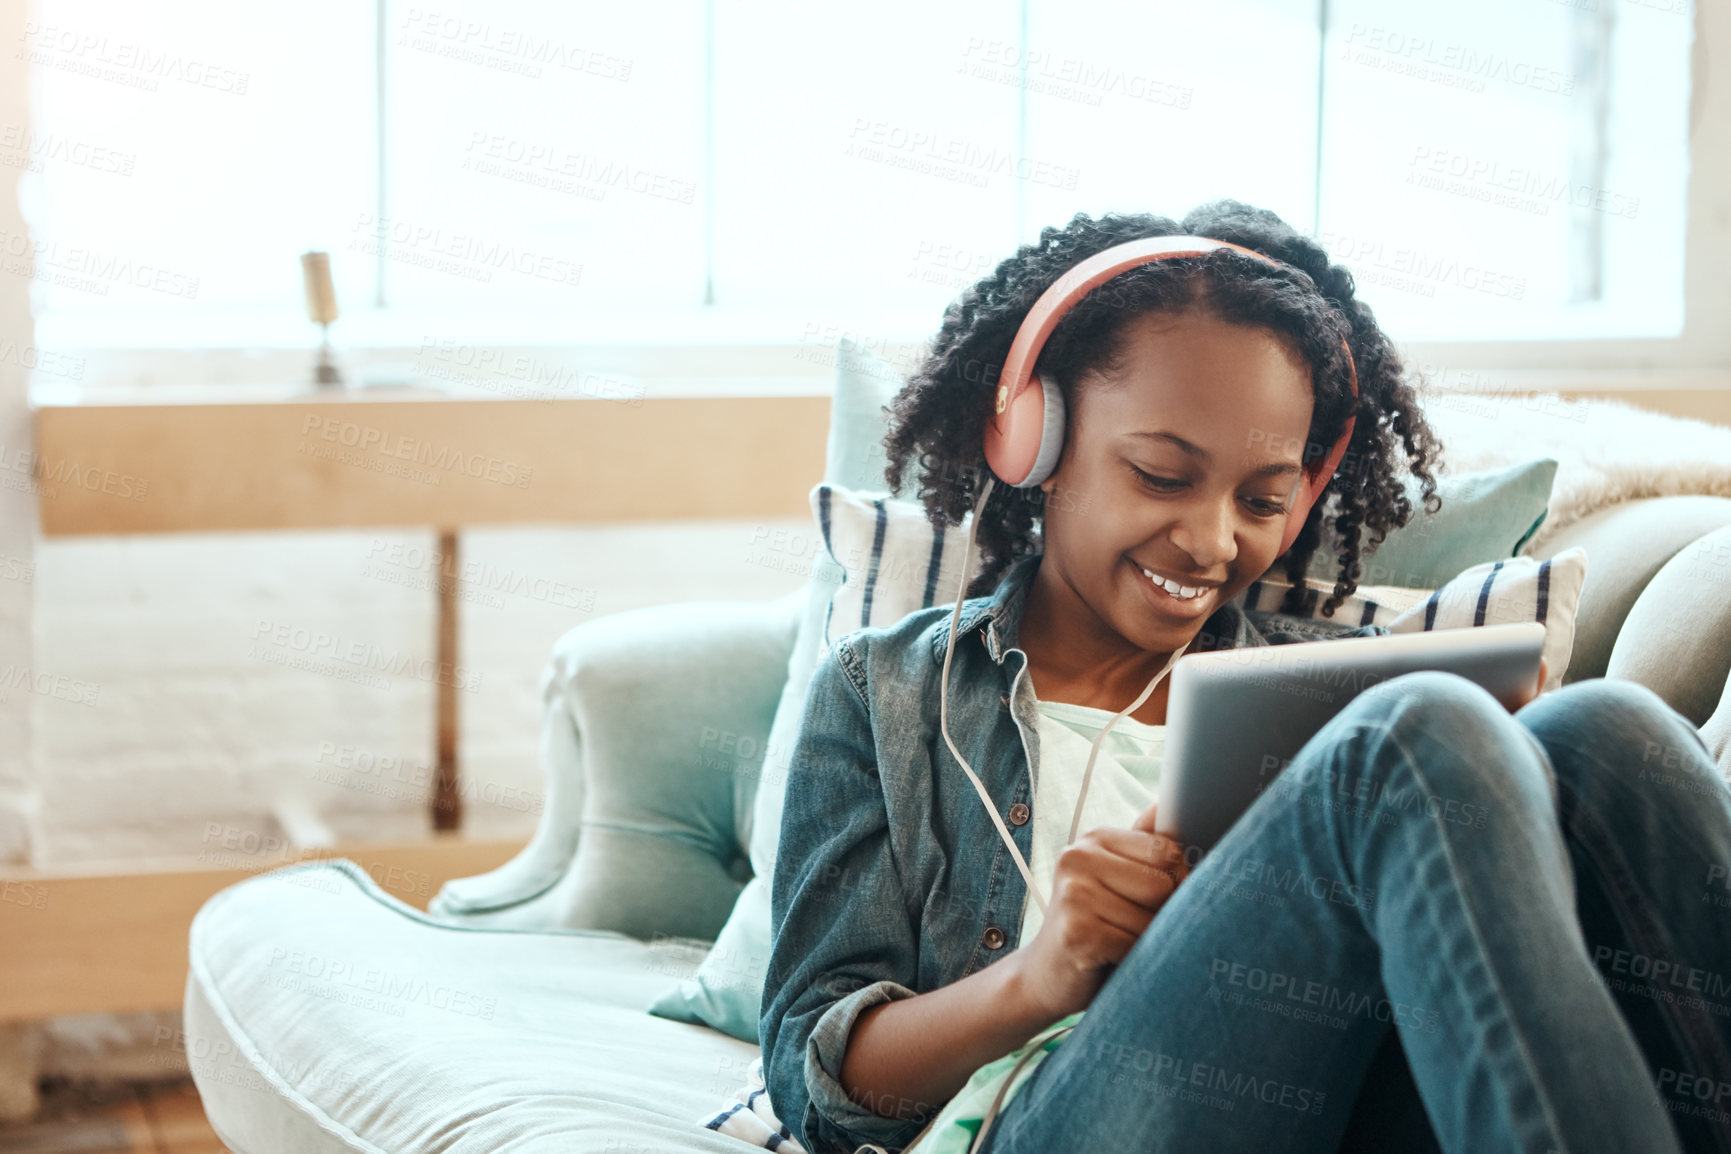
[981,234,1360,558]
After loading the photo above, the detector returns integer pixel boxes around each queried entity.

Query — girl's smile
[1127,555,1218,620]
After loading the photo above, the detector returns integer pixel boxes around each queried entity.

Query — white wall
[30,517,810,866]
[0,0,36,865]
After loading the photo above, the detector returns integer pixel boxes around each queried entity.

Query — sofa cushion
[187,860,759,1154]
[1304,458,1559,588]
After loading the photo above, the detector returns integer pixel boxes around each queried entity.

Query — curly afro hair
[881,199,1446,618]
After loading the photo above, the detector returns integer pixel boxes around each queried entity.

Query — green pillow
[647,338,903,1043]
[1304,458,1558,589]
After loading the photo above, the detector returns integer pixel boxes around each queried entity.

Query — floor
[0,1079,227,1153]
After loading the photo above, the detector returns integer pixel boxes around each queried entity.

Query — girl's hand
[1010,802,1189,1023]
[1507,656,1548,713]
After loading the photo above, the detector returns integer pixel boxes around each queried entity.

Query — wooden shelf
[32,392,829,536]
[0,835,527,1023]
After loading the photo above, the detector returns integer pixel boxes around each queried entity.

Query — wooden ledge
[0,835,527,1023]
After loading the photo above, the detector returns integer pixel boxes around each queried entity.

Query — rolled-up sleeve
[760,638,932,1154]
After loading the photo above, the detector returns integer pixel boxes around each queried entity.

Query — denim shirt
[760,550,1388,1154]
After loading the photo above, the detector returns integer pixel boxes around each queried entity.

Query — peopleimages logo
[18,21,252,94]
[1340,24,1574,96]
[0,440,148,502]
[298,414,534,489]
[0,664,101,707]
[956,38,1194,110]
[0,123,136,175]
[249,618,485,693]
[1407,146,1640,220]
[265,948,499,1020]
[347,212,582,288]
[1316,229,1526,301]
[843,118,1080,191]
[0,227,199,299]
[396,9,634,81]
[461,131,695,204]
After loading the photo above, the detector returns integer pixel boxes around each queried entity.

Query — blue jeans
[975,671,1731,1154]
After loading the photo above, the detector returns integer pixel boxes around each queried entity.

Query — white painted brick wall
[30,516,813,866]
[0,0,33,872]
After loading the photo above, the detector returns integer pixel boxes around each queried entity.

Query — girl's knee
[1351,669,1508,739]
[1522,677,1716,789]
[1521,676,1678,746]
[1530,678,1689,757]
[1367,668,1496,705]
[1304,669,1552,818]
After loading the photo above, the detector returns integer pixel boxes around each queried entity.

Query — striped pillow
[810,483,983,664]
[1239,548,1587,692]
[812,482,1586,694]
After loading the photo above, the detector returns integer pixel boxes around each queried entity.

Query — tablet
[1154,621,1547,857]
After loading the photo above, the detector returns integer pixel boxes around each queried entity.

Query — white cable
[940,477,1047,908]
[938,475,1193,920]
[1063,639,1188,851]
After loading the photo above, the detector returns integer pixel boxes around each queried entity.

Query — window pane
[22,0,375,325]
[1320,0,1690,339]
[710,0,1021,320]
[384,0,705,314]
[1022,0,1320,244]
[22,0,1694,350]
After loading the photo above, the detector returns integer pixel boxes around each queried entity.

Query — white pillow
[816,481,1585,694]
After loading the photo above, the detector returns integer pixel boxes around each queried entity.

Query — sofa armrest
[429,583,805,942]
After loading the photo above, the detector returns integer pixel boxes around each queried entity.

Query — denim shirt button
[983,925,1006,949]
[1008,802,1030,826]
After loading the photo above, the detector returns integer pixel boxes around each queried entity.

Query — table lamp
[301,251,342,386]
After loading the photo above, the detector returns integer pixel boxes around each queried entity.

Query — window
[19,0,1696,356]
[21,0,375,342]
[1320,0,1690,340]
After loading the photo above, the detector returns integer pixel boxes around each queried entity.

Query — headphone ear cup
[1021,372,1067,488]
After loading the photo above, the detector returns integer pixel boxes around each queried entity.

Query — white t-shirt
[1018,698,1166,946]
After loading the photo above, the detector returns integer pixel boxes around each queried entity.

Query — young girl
[758,201,1731,1154]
